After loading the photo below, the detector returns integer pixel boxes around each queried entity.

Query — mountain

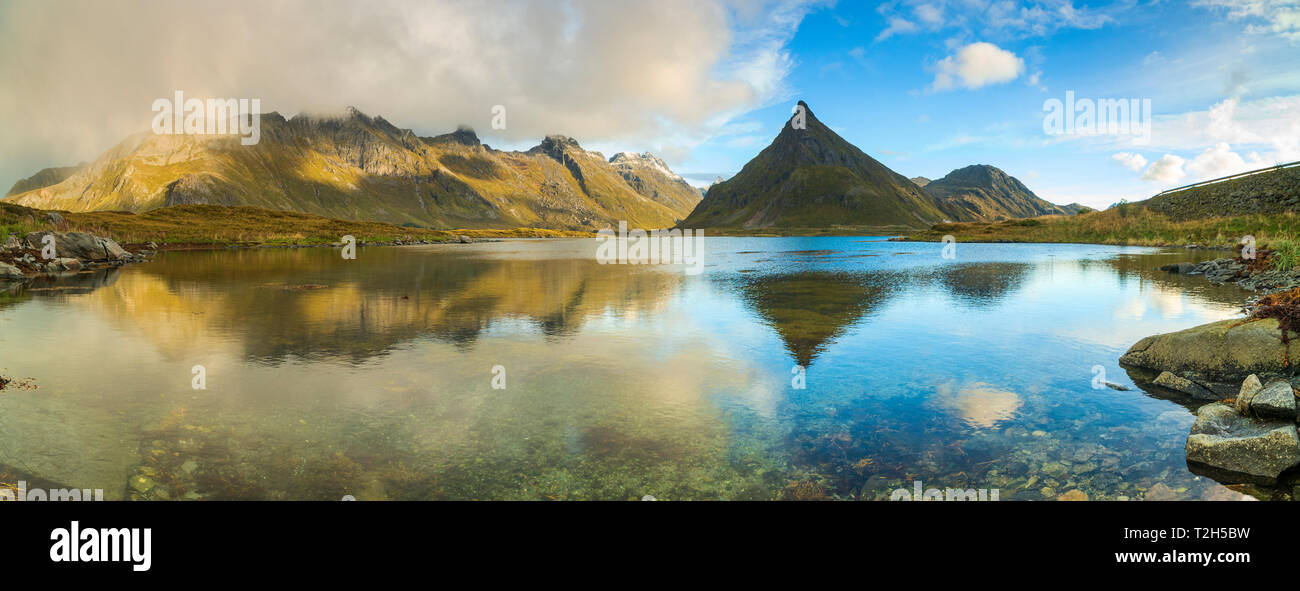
[923,164,1069,221]
[6,163,86,197]
[2,108,700,231]
[910,176,931,187]
[679,101,945,229]
[607,151,700,217]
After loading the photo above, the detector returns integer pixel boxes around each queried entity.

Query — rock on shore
[1120,318,1296,395]
[1161,256,1300,293]
[1185,375,1300,484]
[0,231,146,282]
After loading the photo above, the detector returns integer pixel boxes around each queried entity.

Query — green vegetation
[1,202,590,248]
[1269,237,1300,273]
[0,203,40,243]
[906,206,1300,251]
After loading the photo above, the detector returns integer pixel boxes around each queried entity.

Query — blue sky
[664,0,1300,208]
[2,0,1298,210]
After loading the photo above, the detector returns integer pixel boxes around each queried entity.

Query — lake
[0,237,1260,500]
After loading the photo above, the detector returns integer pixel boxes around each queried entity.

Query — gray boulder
[1121,318,1297,392]
[2,235,20,250]
[1251,381,1296,421]
[1152,371,1218,400]
[0,261,24,281]
[1185,402,1300,483]
[23,232,129,262]
[1236,374,1263,414]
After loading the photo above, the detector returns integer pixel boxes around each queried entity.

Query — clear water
[0,238,1261,500]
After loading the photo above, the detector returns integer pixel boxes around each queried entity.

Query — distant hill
[910,176,931,187]
[680,101,944,229]
[923,164,1071,221]
[5,163,86,197]
[3,108,700,231]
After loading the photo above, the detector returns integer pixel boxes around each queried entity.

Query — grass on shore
[906,207,1300,252]
[1,203,591,248]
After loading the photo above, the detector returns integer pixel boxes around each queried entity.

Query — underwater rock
[1152,371,1217,400]
[1185,402,1300,484]
[1144,482,1177,501]
[129,474,156,493]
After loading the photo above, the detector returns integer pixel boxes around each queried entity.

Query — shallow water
[0,238,1267,500]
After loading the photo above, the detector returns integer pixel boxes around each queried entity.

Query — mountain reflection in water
[0,238,1271,500]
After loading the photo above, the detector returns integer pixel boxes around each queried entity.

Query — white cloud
[1142,155,1187,183]
[1026,69,1045,90]
[876,16,920,41]
[1111,152,1148,172]
[1194,0,1300,42]
[1187,142,1267,179]
[914,3,945,25]
[1154,95,1300,162]
[1083,95,1300,167]
[875,0,1120,42]
[0,0,827,189]
[931,42,1025,91]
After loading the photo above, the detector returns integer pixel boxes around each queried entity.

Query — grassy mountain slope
[3,108,700,231]
[924,164,1069,221]
[680,101,945,229]
[906,166,1300,247]
[1143,165,1300,220]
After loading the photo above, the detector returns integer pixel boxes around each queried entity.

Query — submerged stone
[1152,371,1217,400]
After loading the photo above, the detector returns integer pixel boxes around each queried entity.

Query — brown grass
[1,202,591,248]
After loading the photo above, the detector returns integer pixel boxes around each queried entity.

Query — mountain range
[3,108,700,230]
[681,101,1076,230]
[5,102,1079,231]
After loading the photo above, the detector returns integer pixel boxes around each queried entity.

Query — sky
[1,0,1298,209]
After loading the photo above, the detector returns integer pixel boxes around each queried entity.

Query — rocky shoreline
[1,231,487,284]
[1122,251,1300,495]
[0,231,152,284]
